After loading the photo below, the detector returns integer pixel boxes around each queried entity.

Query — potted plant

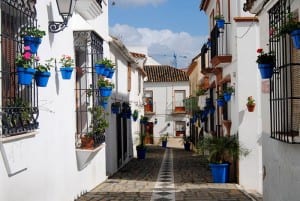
[132,109,138,121]
[246,96,255,112]
[182,135,191,151]
[35,58,54,87]
[197,135,249,183]
[140,115,148,124]
[121,102,131,119]
[196,88,207,96]
[136,132,147,159]
[279,12,300,49]
[59,55,74,80]
[95,58,115,77]
[256,48,275,79]
[20,27,46,54]
[15,46,38,85]
[81,106,109,149]
[97,77,115,97]
[223,85,235,102]
[214,14,225,29]
[160,133,168,148]
[217,93,225,107]
[111,102,121,114]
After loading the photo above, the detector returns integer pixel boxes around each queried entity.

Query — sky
[108,0,209,68]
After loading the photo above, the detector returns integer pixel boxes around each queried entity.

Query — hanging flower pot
[35,71,50,87]
[246,96,255,112]
[94,64,106,75]
[106,68,115,78]
[60,67,73,80]
[99,86,113,97]
[223,92,232,102]
[247,104,255,112]
[217,98,225,107]
[290,29,300,49]
[102,68,110,77]
[17,66,36,85]
[216,19,225,29]
[258,63,274,79]
[23,36,42,54]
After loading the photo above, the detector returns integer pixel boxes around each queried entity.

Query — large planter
[216,19,225,29]
[23,36,41,54]
[60,67,73,80]
[95,64,106,75]
[184,142,190,151]
[136,147,146,159]
[290,29,300,49]
[209,163,229,183]
[162,141,167,148]
[99,86,113,97]
[258,63,274,79]
[35,71,50,87]
[17,66,36,85]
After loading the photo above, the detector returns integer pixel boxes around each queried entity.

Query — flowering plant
[256,48,275,64]
[97,77,115,88]
[59,55,74,67]
[247,96,255,106]
[20,27,46,38]
[36,58,54,72]
[15,46,38,68]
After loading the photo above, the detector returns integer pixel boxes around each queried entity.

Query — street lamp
[49,0,77,33]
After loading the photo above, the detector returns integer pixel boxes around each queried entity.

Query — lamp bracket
[48,21,67,33]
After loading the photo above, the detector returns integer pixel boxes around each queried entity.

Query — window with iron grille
[73,31,106,148]
[1,0,39,137]
[269,0,300,143]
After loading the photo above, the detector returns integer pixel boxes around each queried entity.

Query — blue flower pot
[17,66,36,85]
[106,68,115,78]
[223,92,232,102]
[23,36,41,54]
[60,67,73,80]
[258,63,274,79]
[102,68,110,77]
[291,29,300,49]
[184,143,190,151]
[100,101,108,109]
[99,86,112,97]
[162,141,167,148]
[35,71,50,87]
[137,148,146,159]
[111,106,121,114]
[209,163,229,183]
[216,19,225,29]
[95,64,106,75]
[217,99,225,107]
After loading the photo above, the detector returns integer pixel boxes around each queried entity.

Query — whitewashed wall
[0,1,110,201]
[144,81,190,143]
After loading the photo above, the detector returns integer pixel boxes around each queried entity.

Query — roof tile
[144,65,189,82]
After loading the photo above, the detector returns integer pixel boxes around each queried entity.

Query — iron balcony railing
[210,23,231,59]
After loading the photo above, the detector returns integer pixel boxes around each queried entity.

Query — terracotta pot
[80,136,94,149]
[223,120,232,137]
[247,104,255,112]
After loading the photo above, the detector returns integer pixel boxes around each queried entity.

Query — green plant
[87,106,109,136]
[15,46,38,68]
[59,55,74,67]
[197,135,249,164]
[160,133,168,142]
[181,135,191,144]
[279,12,300,35]
[223,85,235,94]
[36,58,54,72]
[97,77,115,88]
[256,48,275,64]
[21,27,46,38]
[214,14,224,20]
[4,98,31,126]
[132,109,138,119]
[196,88,207,96]
[96,58,115,69]
[247,96,255,106]
[136,132,146,150]
[140,115,148,124]
[217,93,224,100]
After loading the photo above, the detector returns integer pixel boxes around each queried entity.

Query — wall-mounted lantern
[154,118,158,124]
[49,0,77,33]
[167,122,170,127]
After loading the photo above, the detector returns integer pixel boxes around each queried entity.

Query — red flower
[257,48,263,53]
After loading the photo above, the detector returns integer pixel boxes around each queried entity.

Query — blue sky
[109,0,208,68]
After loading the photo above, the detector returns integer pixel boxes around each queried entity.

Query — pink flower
[24,46,31,51]
[23,52,32,60]
[35,56,40,61]
[257,48,263,53]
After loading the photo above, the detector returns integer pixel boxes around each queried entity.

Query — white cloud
[110,24,207,68]
[112,0,167,7]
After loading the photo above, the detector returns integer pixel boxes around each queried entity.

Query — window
[174,90,185,112]
[74,31,105,147]
[1,0,39,137]
[269,0,300,143]
[144,90,153,113]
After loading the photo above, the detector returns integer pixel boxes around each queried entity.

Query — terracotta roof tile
[144,65,189,82]
[130,52,146,58]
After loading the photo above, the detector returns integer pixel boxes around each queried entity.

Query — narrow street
[76,146,253,201]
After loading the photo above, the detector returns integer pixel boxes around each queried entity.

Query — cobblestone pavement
[76,146,253,201]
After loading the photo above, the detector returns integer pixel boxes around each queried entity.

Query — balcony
[172,101,187,115]
[210,24,232,67]
[144,103,155,115]
[76,0,103,20]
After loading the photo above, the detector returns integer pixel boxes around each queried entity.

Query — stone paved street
[76,146,253,201]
